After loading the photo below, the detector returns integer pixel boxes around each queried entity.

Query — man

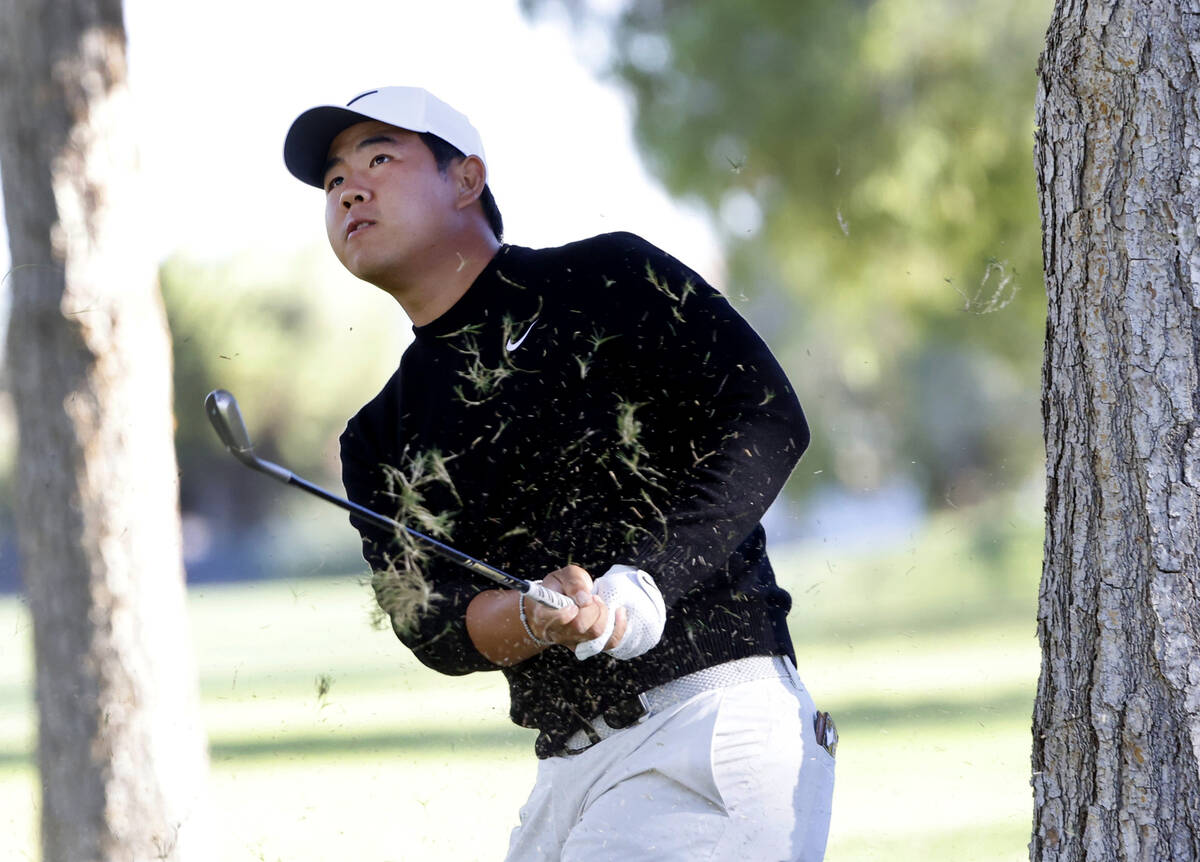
[284,86,835,860]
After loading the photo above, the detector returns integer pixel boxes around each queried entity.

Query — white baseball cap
[283,86,487,188]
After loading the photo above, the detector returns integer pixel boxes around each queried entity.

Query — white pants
[504,657,835,862]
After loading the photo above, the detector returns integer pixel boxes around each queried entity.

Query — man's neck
[380,231,502,326]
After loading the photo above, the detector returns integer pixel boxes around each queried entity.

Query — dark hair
[418,132,504,242]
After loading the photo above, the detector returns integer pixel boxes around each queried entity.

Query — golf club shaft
[204,390,571,610]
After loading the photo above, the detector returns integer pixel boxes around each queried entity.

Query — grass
[0,495,1042,860]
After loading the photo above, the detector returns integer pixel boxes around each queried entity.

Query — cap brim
[284,106,379,188]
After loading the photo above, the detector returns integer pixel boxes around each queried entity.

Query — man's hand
[587,566,666,660]
[530,564,627,651]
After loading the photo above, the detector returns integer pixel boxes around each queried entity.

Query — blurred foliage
[161,247,401,526]
[522,0,1050,506]
[779,484,1043,638]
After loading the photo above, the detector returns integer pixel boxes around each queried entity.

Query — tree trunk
[0,2,210,860]
[1033,1,1200,859]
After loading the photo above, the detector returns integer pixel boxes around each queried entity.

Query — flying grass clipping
[368,453,457,634]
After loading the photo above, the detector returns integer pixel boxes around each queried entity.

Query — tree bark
[1033,1,1200,859]
[0,1,209,859]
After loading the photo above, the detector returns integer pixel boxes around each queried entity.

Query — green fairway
[0,501,1041,861]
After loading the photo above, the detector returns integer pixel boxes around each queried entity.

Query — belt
[557,655,790,756]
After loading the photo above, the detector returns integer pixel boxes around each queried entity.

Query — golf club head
[204,390,298,485]
[205,389,255,455]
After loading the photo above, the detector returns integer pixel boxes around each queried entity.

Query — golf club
[204,389,572,610]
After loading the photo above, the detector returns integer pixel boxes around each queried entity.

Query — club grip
[525,581,574,610]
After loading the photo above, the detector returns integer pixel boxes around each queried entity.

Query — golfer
[284,86,835,860]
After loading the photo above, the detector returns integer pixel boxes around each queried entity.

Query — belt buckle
[602,692,650,730]
[814,711,838,758]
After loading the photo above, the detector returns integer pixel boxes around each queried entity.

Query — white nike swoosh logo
[505,318,538,353]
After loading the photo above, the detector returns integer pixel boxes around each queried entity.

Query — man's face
[322,120,460,287]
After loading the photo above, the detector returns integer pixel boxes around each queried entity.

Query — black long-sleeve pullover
[341,232,809,755]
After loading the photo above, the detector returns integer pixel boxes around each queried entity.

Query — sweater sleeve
[588,234,809,605]
[340,398,499,677]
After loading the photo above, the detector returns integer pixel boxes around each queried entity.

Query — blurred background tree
[521,0,1049,509]
[0,0,210,855]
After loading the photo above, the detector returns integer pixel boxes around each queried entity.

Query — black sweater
[340,232,809,754]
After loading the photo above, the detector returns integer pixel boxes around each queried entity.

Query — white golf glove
[574,565,667,661]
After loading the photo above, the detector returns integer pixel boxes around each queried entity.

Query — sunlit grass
[0,499,1041,861]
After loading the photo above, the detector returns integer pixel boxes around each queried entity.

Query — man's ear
[453,155,487,209]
